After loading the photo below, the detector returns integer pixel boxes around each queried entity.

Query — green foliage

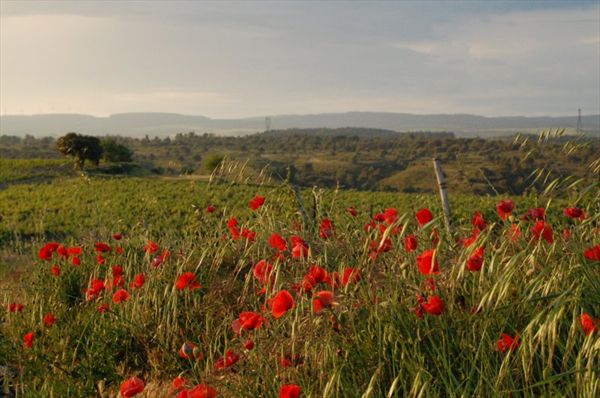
[56,133,103,169]
[4,131,597,194]
[0,154,599,397]
[100,138,133,163]
[0,174,598,396]
[0,158,73,185]
[204,154,224,172]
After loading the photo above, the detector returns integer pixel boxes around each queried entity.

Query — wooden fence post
[432,158,452,234]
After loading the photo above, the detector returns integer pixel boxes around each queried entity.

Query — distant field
[0,158,74,185]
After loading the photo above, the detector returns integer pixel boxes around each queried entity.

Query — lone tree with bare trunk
[56,132,103,169]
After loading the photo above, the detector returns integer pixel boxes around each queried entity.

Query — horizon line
[1,110,597,119]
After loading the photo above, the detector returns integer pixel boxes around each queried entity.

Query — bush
[101,139,133,163]
[204,154,224,172]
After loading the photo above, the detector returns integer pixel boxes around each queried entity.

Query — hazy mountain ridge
[1,112,598,137]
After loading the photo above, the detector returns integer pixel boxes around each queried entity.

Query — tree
[101,138,133,162]
[56,133,103,169]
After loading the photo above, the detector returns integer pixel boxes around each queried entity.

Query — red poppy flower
[176,272,201,291]
[23,331,34,348]
[341,268,362,286]
[151,249,170,267]
[38,242,59,261]
[496,333,519,352]
[38,246,54,261]
[531,221,554,244]
[112,289,130,304]
[460,228,480,248]
[172,376,187,391]
[269,290,295,318]
[112,265,123,277]
[580,313,599,336]
[244,339,254,350]
[466,246,484,272]
[206,204,216,213]
[71,256,81,266]
[227,217,238,228]
[144,240,159,254]
[496,199,514,220]
[179,342,202,360]
[95,242,111,253]
[269,233,288,252]
[521,207,545,221]
[346,207,358,217]
[8,303,23,313]
[313,291,335,313]
[111,275,125,288]
[421,295,444,315]
[562,228,571,241]
[302,265,329,291]
[309,266,329,283]
[319,218,334,239]
[584,245,600,262]
[404,235,418,253]
[56,245,68,258]
[178,384,217,398]
[249,195,266,210]
[292,242,309,259]
[416,208,433,227]
[472,212,487,231]
[370,237,393,255]
[44,313,56,327]
[417,249,440,275]
[130,273,145,289]
[119,377,145,398]
[384,208,399,225]
[241,228,256,242]
[373,212,385,222]
[253,260,274,284]
[214,350,239,370]
[86,278,106,300]
[115,246,124,254]
[97,303,111,313]
[51,265,61,276]
[113,233,123,240]
[232,311,265,334]
[227,217,240,240]
[564,206,585,220]
[96,254,105,265]
[66,246,82,256]
[280,384,302,398]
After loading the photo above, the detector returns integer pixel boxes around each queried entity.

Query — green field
[1,159,599,397]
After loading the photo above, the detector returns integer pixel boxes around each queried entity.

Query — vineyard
[0,160,599,397]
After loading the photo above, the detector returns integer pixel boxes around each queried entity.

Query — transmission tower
[576,108,582,134]
[265,116,272,132]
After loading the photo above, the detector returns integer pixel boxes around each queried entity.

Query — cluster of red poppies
[6,194,600,397]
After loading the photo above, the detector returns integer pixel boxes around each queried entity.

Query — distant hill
[1,111,598,138]
[261,127,455,139]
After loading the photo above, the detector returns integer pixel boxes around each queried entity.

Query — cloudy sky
[1,0,598,118]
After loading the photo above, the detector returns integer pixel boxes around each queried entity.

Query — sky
[0,0,599,118]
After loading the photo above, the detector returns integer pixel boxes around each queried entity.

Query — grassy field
[1,160,599,397]
[0,159,75,185]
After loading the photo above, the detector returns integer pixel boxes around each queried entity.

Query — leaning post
[432,158,452,235]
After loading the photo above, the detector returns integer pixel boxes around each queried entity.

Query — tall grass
[0,162,599,397]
